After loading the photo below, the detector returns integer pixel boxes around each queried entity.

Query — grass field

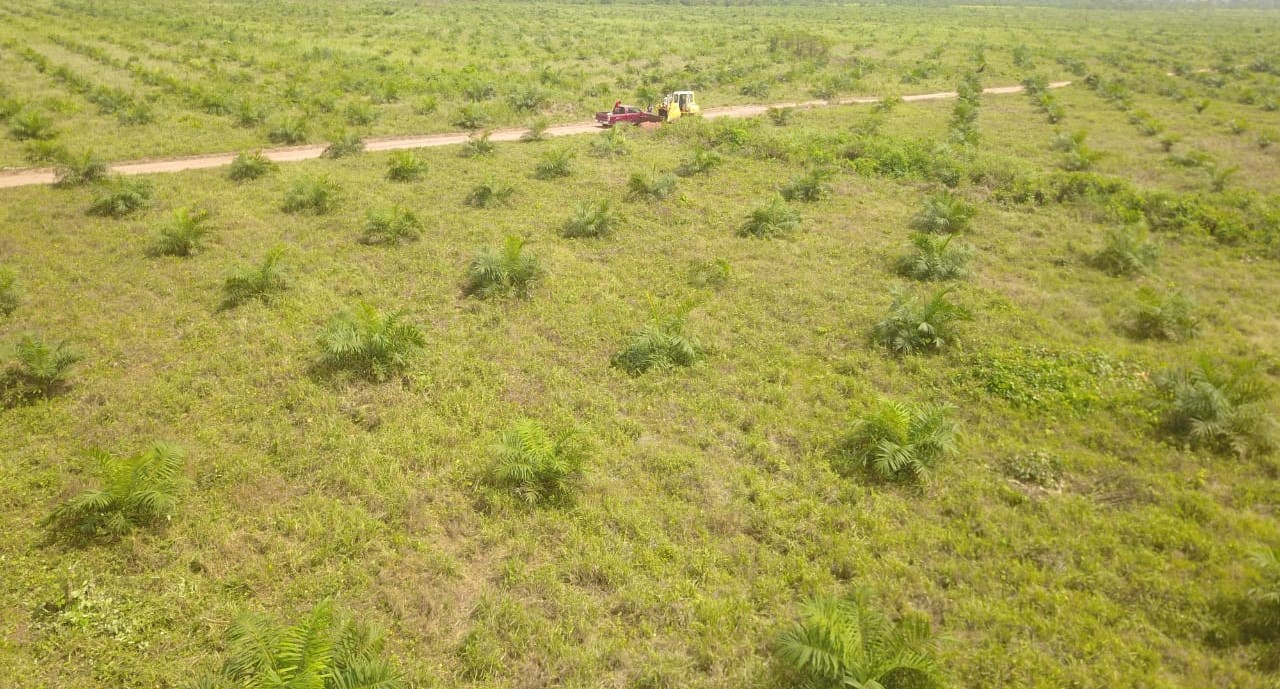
[2,2,1280,688]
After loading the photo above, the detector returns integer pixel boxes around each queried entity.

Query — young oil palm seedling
[739,197,801,238]
[1248,548,1280,632]
[464,235,543,299]
[612,298,704,375]
[561,199,617,238]
[687,258,731,290]
[321,129,364,158]
[8,109,55,141]
[266,114,307,144]
[1090,225,1158,277]
[227,151,275,182]
[52,150,107,188]
[281,175,338,214]
[676,147,722,177]
[386,150,425,182]
[778,588,942,689]
[87,176,153,218]
[1123,286,1198,341]
[23,140,69,164]
[590,127,631,159]
[465,176,515,209]
[489,419,586,507]
[223,247,287,307]
[1156,357,1277,458]
[520,117,549,142]
[627,169,677,201]
[319,303,426,381]
[837,399,958,482]
[461,131,495,158]
[196,602,404,689]
[535,147,575,179]
[0,268,16,317]
[781,167,834,202]
[872,287,971,355]
[1209,165,1238,192]
[2,334,83,403]
[910,192,975,234]
[44,443,184,539]
[148,207,213,257]
[896,232,972,281]
[361,205,422,246]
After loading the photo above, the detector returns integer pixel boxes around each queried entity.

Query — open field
[2,2,1280,688]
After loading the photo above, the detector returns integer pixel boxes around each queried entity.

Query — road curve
[0,81,1071,190]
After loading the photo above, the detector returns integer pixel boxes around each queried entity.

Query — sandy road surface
[0,81,1070,190]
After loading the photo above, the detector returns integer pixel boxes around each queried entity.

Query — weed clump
[87,176,153,218]
[739,197,801,238]
[149,207,212,257]
[837,399,958,482]
[44,443,184,539]
[228,151,276,182]
[223,247,287,307]
[319,304,425,381]
[282,175,338,214]
[1156,357,1277,458]
[872,287,970,355]
[464,236,542,299]
[612,300,703,375]
[488,419,586,507]
[561,200,616,239]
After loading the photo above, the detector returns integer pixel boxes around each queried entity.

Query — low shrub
[149,207,213,257]
[87,176,153,218]
[1156,357,1277,458]
[534,148,575,179]
[872,287,971,355]
[896,232,972,281]
[780,167,834,202]
[910,192,975,234]
[488,419,586,507]
[197,602,404,689]
[1000,450,1064,488]
[461,131,495,158]
[1090,225,1158,277]
[319,304,425,381]
[223,247,287,307]
[739,197,801,238]
[687,258,731,290]
[321,129,364,158]
[612,299,703,375]
[227,151,276,182]
[1123,286,1199,341]
[561,200,616,238]
[2,334,82,402]
[626,169,677,201]
[281,175,338,214]
[361,205,422,245]
[676,147,722,177]
[386,150,426,182]
[778,589,941,688]
[465,177,514,208]
[44,443,184,539]
[836,399,958,482]
[266,115,308,144]
[53,151,107,188]
[464,235,543,299]
[0,268,17,317]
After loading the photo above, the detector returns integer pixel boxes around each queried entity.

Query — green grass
[1,4,1280,689]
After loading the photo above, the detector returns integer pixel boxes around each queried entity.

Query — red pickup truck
[595,105,662,127]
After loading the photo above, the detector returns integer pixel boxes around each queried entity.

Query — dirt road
[0,81,1070,190]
